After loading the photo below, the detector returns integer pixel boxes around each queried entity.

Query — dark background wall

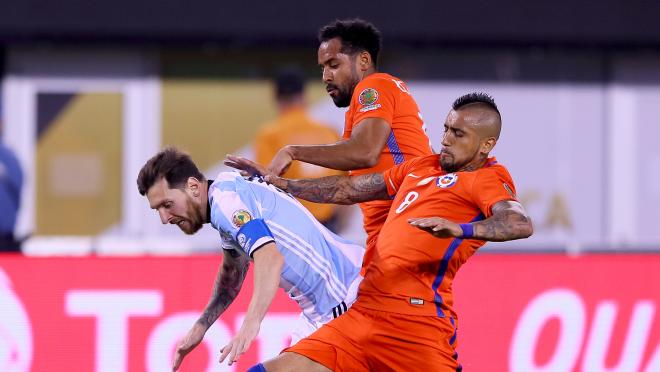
[0,0,659,47]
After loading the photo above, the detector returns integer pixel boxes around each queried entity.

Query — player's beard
[329,64,361,108]
[179,197,204,235]
[440,154,458,173]
[440,147,482,173]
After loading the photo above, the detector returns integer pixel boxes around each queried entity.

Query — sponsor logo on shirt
[358,88,379,105]
[436,173,459,188]
[410,298,425,305]
[417,176,436,186]
[231,210,252,228]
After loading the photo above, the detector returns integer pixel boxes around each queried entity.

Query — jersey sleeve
[381,157,419,198]
[471,166,518,218]
[351,77,398,126]
[209,177,275,257]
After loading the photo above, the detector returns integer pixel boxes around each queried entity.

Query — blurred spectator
[254,67,343,231]
[0,128,23,253]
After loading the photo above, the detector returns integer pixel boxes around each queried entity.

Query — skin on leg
[262,352,331,372]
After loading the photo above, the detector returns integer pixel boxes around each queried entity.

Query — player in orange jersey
[229,92,533,372]
[241,19,434,273]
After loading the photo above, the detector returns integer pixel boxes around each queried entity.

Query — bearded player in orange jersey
[264,19,434,274]
[228,92,533,371]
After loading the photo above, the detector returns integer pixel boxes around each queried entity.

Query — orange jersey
[254,108,342,222]
[357,154,517,318]
[344,73,433,250]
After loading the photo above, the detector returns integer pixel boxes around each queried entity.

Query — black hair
[452,92,501,117]
[275,66,304,99]
[319,19,382,67]
[137,147,205,196]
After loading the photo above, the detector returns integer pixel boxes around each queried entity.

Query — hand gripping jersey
[208,172,364,325]
[357,154,518,319]
[343,73,433,267]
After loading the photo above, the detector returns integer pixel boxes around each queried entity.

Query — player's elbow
[355,150,380,168]
[273,250,285,269]
[267,247,285,273]
[519,219,534,239]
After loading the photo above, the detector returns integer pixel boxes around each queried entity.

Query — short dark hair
[275,66,304,99]
[319,19,382,67]
[452,92,501,117]
[137,147,205,196]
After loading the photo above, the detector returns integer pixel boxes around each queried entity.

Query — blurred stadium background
[1,1,660,371]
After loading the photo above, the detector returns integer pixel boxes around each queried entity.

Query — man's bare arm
[198,249,250,327]
[223,155,390,205]
[218,242,284,365]
[278,173,390,205]
[472,200,533,241]
[409,200,533,242]
[172,249,250,370]
[268,118,391,175]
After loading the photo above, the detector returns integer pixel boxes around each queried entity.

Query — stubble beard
[181,197,204,235]
[331,64,361,108]
[440,157,459,173]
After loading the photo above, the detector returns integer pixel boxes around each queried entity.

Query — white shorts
[290,274,362,345]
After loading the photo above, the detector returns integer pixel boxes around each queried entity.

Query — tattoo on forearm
[286,173,389,204]
[473,209,532,242]
[199,254,249,327]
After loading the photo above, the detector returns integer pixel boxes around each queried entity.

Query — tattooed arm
[172,249,249,371]
[472,200,533,241]
[223,154,390,204]
[198,249,250,326]
[273,173,390,205]
[409,200,533,242]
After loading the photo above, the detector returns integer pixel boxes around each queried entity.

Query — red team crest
[436,173,459,188]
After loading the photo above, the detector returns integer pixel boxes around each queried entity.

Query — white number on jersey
[395,191,419,214]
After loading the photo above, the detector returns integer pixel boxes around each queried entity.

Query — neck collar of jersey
[205,179,214,223]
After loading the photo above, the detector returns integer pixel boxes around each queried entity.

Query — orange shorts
[284,303,461,371]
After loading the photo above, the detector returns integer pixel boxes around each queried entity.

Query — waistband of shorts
[353,292,454,318]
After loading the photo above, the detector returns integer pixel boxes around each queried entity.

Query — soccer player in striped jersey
[137,147,363,370]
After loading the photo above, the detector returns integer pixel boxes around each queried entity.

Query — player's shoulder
[299,116,338,134]
[476,158,514,181]
[386,154,439,181]
[356,72,400,88]
[210,172,244,192]
[254,122,280,139]
[403,153,441,171]
[354,72,405,96]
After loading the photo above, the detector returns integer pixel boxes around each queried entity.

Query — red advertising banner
[0,256,299,372]
[1,254,659,372]
[454,254,660,372]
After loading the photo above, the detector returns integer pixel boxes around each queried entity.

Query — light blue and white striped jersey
[208,172,364,322]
